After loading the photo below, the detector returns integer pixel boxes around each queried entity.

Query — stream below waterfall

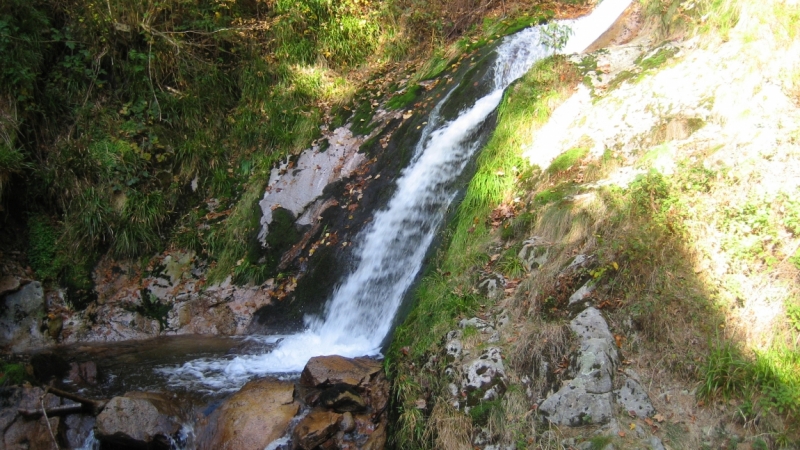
[69,0,632,402]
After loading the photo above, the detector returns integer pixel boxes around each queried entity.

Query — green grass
[698,340,752,400]
[468,398,502,426]
[547,147,589,174]
[699,339,800,419]
[0,361,26,386]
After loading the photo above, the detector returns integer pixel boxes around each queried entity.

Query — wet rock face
[96,393,184,449]
[199,378,299,450]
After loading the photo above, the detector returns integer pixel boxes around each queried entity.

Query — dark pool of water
[58,334,282,406]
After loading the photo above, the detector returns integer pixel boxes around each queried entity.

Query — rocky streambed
[1,354,388,449]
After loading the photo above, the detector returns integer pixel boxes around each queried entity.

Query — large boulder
[199,378,299,450]
[95,392,184,449]
[300,355,382,388]
[0,282,51,351]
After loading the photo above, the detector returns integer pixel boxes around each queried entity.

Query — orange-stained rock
[198,378,299,450]
[292,409,341,449]
[300,355,381,388]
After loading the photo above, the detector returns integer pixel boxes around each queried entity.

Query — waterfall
[159,0,632,391]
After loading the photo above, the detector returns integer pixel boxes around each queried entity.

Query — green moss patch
[386,84,422,110]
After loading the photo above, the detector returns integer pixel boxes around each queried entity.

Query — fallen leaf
[415,398,426,409]
[653,413,665,423]
[629,423,636,430]
[645,417,654,426]
[618,431,626,437]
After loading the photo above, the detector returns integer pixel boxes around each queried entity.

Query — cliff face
[389,1,800,448]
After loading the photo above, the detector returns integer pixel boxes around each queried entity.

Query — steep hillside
[389,0,800,448]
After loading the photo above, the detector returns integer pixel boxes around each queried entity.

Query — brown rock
[0,275,21,297]
[292,409,341,450]
[300,355,381,388]
[199,378,299,450]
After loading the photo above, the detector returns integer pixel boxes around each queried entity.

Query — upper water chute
[160,0,632,390]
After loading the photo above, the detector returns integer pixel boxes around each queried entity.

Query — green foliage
[547,147,588,174]
[64,186,113,252]
[0,0,48,104]
[0,362,26,386]
[114,191,167,258]
[540,22,573,51]
[0,0,411,286]
[27,214,57,280]
[271,0,381,68]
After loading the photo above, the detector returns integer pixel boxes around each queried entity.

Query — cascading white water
[159,0,632,392]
